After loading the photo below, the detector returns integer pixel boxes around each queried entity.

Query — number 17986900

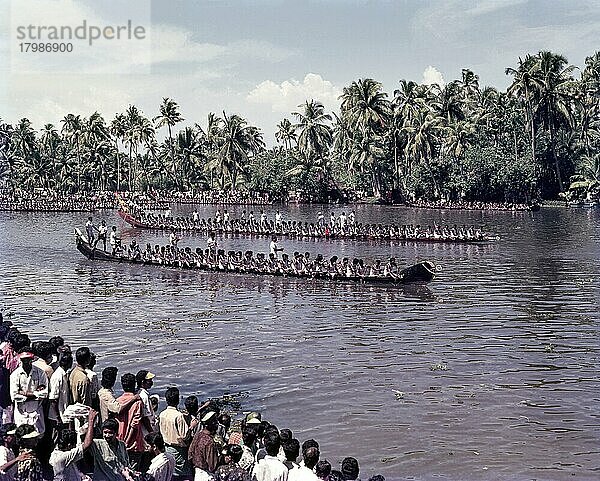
[19,42,73,53]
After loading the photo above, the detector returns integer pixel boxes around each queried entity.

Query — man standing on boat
[109,226,120,256]
[270,236,284,258]
[94,220,108,251]
[85,217,96,244]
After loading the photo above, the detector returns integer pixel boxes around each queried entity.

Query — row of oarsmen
[118,242,406,279]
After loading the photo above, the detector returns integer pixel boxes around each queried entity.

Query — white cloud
[246,73,341,113]
[466,0,527,17]
[421,66,445,87]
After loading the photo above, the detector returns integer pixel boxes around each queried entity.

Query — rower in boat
[270,236,284,258]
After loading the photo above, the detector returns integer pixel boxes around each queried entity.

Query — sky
[1,0,599,144]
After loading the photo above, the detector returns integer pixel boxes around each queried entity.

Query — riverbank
[0,189,557,213]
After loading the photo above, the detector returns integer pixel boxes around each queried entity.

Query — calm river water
[0,205,599,480]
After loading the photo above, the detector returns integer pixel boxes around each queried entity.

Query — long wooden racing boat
[116,210,495,245]
[75,229,436,285]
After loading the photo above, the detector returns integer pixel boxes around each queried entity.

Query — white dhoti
[194,468,214,481]
[13,399,45,434]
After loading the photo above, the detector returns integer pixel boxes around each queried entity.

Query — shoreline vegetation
[0,51,598,206]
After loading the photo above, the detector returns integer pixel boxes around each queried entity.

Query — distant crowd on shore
[0,314,386,481]
[408,199,537,211]
[0,190,271,212]
[0,188,538,213]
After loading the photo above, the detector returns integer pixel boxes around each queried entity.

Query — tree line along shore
[0,50,598,205]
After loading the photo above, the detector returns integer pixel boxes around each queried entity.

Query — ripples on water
[1,205,599,480]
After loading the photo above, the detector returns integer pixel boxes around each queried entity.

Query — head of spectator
[15,424,39,450]
[242,425,258,449]
[280,429,293,442]
[303,446,320,470]
[88,352,97,370]
[165,387,180,407]
[136,369,155,391]
[59,352,73,372]
[18,348,35,374]
[101,419,119,444]
[221,444,243,466]
[56,429,78,451]
[341,457,360,481]
[201,411,219,434]
[121,373,137,393]
[315,460,332,480]
[145,432,165,456]
[48,336,64,356]
[282,438,300,463]
[75,347,91,369]
[101,367,118,389]
[218,412,231,432]
[185,395,199,416]
[263,430,280,457]
[11,332,30,352]
[32,340,52,364]
[302,438,319,455]
[0,423,17,449]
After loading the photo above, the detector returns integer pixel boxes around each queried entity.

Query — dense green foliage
[1,50,598,202]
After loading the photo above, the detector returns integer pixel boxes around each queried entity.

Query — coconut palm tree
[110,113,127,190]
[506,55,542,172]
[402,109,442,197]
[275,118,296,150]
[292,100,333,162]
[154,98,183,186]
[60,114,83,190]
[534,51,576,191]
[340,78,392,134]
[216,112,262,190]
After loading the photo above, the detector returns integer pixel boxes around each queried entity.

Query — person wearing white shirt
[9,351,48,435]
[192,210,199,222]
[288,447,319,481]
[49,409,97,481]
[270,236,284,258]
[48,353,73,430]
[275,211,282,226]
[145,433,175,481]
[252,431,288,481]
[0,424,18,481]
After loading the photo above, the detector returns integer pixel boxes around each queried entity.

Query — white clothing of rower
[192,210,199,222]
[317,212,324,226]
[269,236,284,258]
[207,233,217,254]
[169,232,180,247]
